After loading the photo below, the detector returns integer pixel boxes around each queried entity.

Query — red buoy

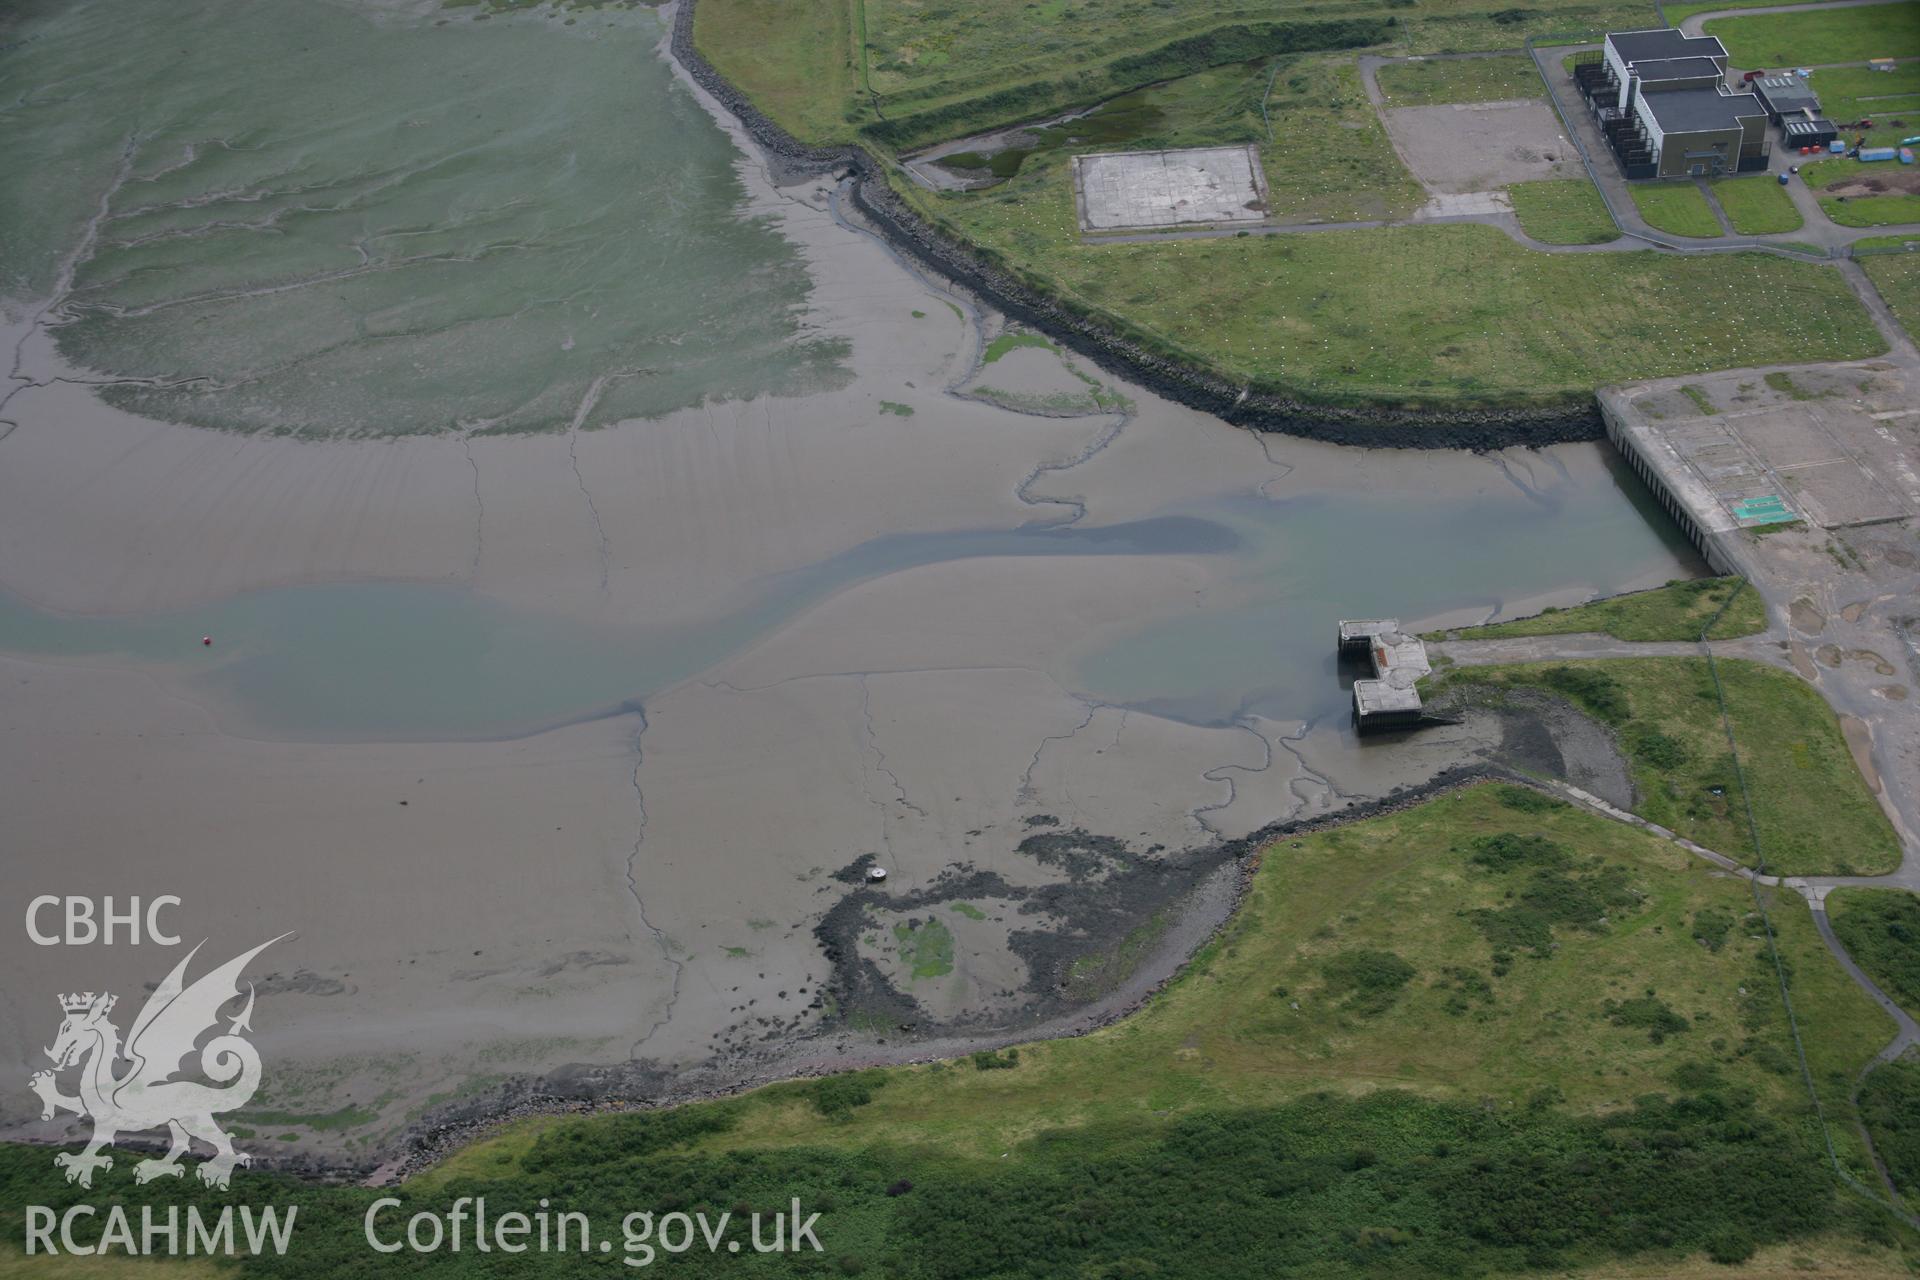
[202,636,213,646]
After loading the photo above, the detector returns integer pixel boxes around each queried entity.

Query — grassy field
[1508,176,1622,244]
[1260,58,1426,222]
[1663,0,1833,24]
[1711,176,1804,234]
[1803,62,1920,150]
[1799,157,1920,226]
[1829,888,1920,1015]
[1861,246,1920,342]
[2,784,1908,1275]
[691,0,860,141]
[1703,2,1920,66]
[695,0,1661,149]
[694,0,1896,414]
[1432,658,1903,876]
[1823,193,1920,227]
[1632,181,1725,238]
[1373,53,1543,104]
[1801,158,1920,225]
[1429,576,1766,642]
[910,150,1884,406]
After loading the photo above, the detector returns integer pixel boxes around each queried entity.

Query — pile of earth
[1821,170,1920,198]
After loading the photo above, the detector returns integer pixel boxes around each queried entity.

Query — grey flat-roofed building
[1782,114,1837,148]
[1641,86,1764,133]
[1636,85,1768,175]
[1634,55,1725,86]
[1581,27,1768,177]
[1752,74,1820,123]
[1606,27,1728,66]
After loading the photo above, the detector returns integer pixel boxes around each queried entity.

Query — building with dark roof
[1605,27,1728,67]
[1634,56,1726,86]
[1751,75,1821,124]
[1573,28,1770,178]
[1635,85,1770,176]
[1782,112,1838,150]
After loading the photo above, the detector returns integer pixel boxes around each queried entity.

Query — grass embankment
[911,152,1882,406]
[1830,888,1920,1015]
[1703,2,1920,67]
[1800,158,1920,228]
[1373,53,1543,104]
[1710,177,1804,234]
[1432,658,1903,876]
[1431,576,1766,642]
[1861,246,1920,342]
[15,784,1899,1276]
[1632,182,1725,238]
[1508,177,1621,244]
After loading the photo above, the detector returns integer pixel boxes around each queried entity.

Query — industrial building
[1574,28,1771,177]
[1750,74,1818,123]
[1751,74,1837,151]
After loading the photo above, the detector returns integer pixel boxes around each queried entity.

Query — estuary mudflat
[0,0,1701,1157]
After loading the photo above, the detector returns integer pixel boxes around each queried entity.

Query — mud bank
[667,0,1603,450]
[388,764,1530,1181]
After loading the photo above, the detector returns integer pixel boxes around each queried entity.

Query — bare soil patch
[1381,100,1580,194]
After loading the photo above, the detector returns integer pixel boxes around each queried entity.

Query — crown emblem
[59,992,114,1015]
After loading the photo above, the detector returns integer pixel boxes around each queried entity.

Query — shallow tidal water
[0,458,1692,738]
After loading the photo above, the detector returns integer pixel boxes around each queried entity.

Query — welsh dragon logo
[28,936,285,1191]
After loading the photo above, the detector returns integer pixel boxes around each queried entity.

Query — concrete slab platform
[1071,145,1269,233]
[1601,363,1920,561]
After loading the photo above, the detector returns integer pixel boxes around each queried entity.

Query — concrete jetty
[1338,619,1433,732]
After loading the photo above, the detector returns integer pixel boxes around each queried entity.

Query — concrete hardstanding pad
[1602,364,1920,543]
[1073,145,1270,232]
[1382,100,1580,194]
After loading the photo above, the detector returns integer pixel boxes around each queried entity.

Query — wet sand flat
[0,1,1705,1159]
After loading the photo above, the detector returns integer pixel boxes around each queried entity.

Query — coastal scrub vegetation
[1859,1057,1920,1204]
[1432,658,1903,877]
[1829,888,1920,1016]
[1430,576,1766,642]
[7,785,1908,1276]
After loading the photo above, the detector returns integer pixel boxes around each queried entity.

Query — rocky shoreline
[667,0,1604,450]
